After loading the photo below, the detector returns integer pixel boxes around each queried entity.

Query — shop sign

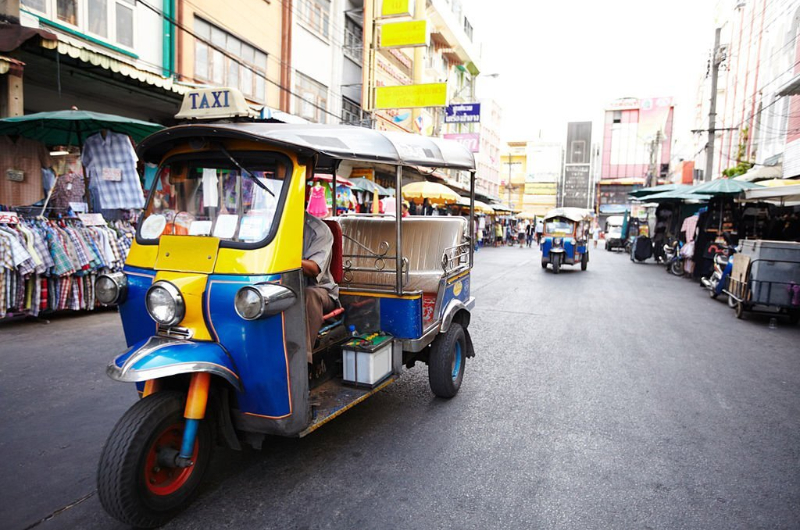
[78,213,107,226]
[524,182,557,195]
[381,0,412,17]
[443,133,480,153]
[350,168,375,179]
[175,87,251,120]
[375,83,447,109]
[444,103,481,123]
[381,20,428,48]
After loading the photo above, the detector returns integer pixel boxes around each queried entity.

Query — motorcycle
[664,239,684,276]
[701,245,737,300]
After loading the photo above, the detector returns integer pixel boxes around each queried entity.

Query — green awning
[628,183,689,198]
[688,178,762,196]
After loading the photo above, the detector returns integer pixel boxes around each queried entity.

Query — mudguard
[107,336,242,391]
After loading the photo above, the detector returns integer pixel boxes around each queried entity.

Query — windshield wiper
[217,144,275,197]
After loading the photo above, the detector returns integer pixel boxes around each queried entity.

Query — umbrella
[638,189,713,202]
[752,178,799,187]
[402,181,461,205]
[311,173,353,187]
[629,183,689,198]
[349,177,390,195]
[456,196,494,214]
[688,178,762,196]
[0,109,164,145]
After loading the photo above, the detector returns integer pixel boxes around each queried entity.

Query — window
[612,111,622,124]
[341,97,361,125]
[463,18,473,41]
[23,0,134,47]
[295,72,328,123]
[301,0,331,39]
[344,15,363,63]
[194,17,268,102]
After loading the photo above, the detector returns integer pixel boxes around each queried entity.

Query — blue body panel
[543,238,578,263]
[120,266,156,347]
[439,273,471,320]
[380,296,422,339]
[113,337,239,383]
[206,274,292,418]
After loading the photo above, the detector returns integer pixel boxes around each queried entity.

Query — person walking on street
[495,222,503,247]
[535,218,544,247]
[526,222,534,248]
[592,224,601,249]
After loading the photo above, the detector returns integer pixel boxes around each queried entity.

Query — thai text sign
[524,182,557,195]
[444,103,481,123]
[443,133,480,153]
[381,20,428,48]
[375,83,447,109]
[381,0,412,17]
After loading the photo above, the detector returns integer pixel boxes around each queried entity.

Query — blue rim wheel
[451,342,463,381]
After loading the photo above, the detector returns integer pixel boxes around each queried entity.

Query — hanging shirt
[82,132,144,210]
[0,136,53,206]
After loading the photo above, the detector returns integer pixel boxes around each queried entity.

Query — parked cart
[724,239,800,324]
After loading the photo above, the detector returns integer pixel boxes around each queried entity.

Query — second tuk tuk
[541,207,593,273]
[94,88,478,528]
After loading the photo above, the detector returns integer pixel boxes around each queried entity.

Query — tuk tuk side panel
[563,239,577,264]
[213,159,308,276]
[119,266,157,347]
[206,272,308,430]
[125,241,158,270]
[379,295,423,339]
[437,272,471,322]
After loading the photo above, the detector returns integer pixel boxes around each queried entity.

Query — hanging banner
[380,0,412,17]
[380,20,428,48]
[375,83,447,109]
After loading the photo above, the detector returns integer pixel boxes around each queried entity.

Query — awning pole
[469,170,475,268]
[395,165,403,295]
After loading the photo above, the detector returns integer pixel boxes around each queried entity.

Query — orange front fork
[179,372,211,461]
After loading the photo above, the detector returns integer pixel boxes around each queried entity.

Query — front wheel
[581,253,588,271]
[552,255,561,274]
[429,323,467,398]
[670,260,684,276]
[97,391,213,528]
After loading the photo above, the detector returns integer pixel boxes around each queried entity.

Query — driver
[302,212,339,362]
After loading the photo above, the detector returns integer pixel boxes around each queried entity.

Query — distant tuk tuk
[95,88,477,527]
[541,207,593,273]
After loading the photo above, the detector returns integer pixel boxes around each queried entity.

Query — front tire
[429,323,467,398]
[98,391,213,528]
[581,253,588,271]
[670,260,684,276]
[552,255,561,274]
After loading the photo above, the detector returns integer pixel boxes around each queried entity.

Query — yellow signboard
[375,83,447,109]
[381,20,428,48]
[524,182,558,195]
[381,0,412,17]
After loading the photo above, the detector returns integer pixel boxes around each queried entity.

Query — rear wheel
[788,310,800,325]
[552,255,561,274]
[97,391,213,528]
[670,260,684,276]
[541,259,547,269]
[429,323,467,398]
[581,253,588,271]
[734,302,745,319]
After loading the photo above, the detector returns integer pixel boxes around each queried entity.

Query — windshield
[139,151,291,245]
[545,219,574,236]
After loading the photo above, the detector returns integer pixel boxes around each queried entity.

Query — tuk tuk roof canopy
[136,123,476,172]
[543,207,593,222]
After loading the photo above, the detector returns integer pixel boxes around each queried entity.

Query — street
[2,245,799,530]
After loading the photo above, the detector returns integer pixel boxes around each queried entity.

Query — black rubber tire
[541,259,547,269]
[552,255,561,274]
[734,302,744,319]
[670,260,683,276]
[708,286,719,299]
[788,310,800,325]
[605,241,609,251]
[581,253,588,271]
[428,323,467,398]
[97,391,213,528]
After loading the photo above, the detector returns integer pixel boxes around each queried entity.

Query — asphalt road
[2,244,799,530]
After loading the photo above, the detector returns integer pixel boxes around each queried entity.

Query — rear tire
[429,323,467,398]
[97,391,213,528]
[734,302,744,319]
[788,310,800,325]
[541,259,547,269]
[581,253,588,271]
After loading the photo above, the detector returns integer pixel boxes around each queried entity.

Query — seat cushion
[322,219,343,284]
[338,216,465,292]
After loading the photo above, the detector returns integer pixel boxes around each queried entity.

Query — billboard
[375,83,447,109]
[380,0,412,17]
[444,103,481,123]
[566,121,592,165]
[563,122,593,209]
[443,132,480,153]
[563,166,591,209]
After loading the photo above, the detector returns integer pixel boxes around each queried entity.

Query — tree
[721,127,754,178]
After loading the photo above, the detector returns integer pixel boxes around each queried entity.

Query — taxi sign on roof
[175,87,254,120]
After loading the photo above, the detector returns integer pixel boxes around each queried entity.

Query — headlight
[95,272,127,305]
[235,283,296,320]
[553,237,563,246]
[145,281,185,327]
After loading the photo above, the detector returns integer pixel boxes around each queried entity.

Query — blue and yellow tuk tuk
[540,207,592,273]
[94,88,477,527]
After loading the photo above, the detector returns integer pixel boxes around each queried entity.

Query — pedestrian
[494,222,503,247]
[592,224,600,249]
[535,218,544,247]
[517,223,526,248]
[526,222,534,248]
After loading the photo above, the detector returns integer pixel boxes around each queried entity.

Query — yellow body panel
[126,241,158,269]
[154,271,212,341]
[156,236,220,274]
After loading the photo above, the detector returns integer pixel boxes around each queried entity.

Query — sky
[463,0,717,158]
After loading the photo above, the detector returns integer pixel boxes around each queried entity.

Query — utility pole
[705,27,722,182]
[646,130,662,188]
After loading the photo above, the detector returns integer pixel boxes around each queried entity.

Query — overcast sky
[464,0,717,158]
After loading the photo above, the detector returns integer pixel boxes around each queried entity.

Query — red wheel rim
[143,422,198,496]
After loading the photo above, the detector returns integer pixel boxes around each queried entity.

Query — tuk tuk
[94,88,477,527]
[540,207,593,273]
